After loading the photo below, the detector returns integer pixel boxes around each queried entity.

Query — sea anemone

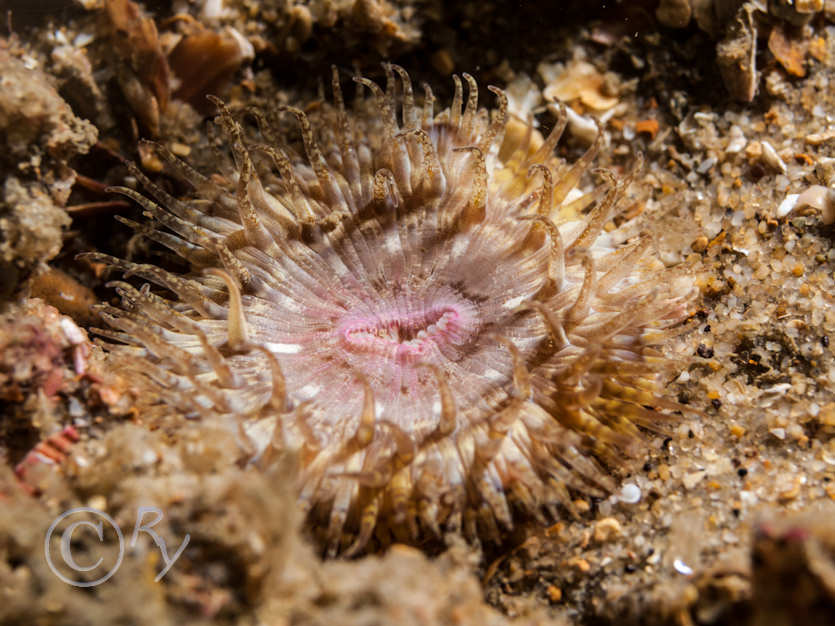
[83,66,695,556]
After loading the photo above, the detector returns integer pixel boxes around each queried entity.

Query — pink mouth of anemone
[335,293,480,388]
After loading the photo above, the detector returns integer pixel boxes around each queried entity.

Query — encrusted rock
[0,177,71,269]
[0,48,97,164]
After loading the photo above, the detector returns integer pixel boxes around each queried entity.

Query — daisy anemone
[84,65,695,556]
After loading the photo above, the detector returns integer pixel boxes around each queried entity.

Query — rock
[716,4,758,102]
[0,177,71,269]
[657,0,693,28]
[0,48,97,165]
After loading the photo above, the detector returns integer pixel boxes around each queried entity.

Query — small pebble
[566,557,591,573]
[546,585,562,603]
[593,517,623,542]
[726,125,747,153]
[170,142,191,157]
[777,193,798,218]
[691,236,708,252]
[683,470,706,489]
[770,427,787,440]
[761,140,787,174]
[620,483,642,503]
[673,558,694,576]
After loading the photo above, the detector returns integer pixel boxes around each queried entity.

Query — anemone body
[90,67,694,555]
